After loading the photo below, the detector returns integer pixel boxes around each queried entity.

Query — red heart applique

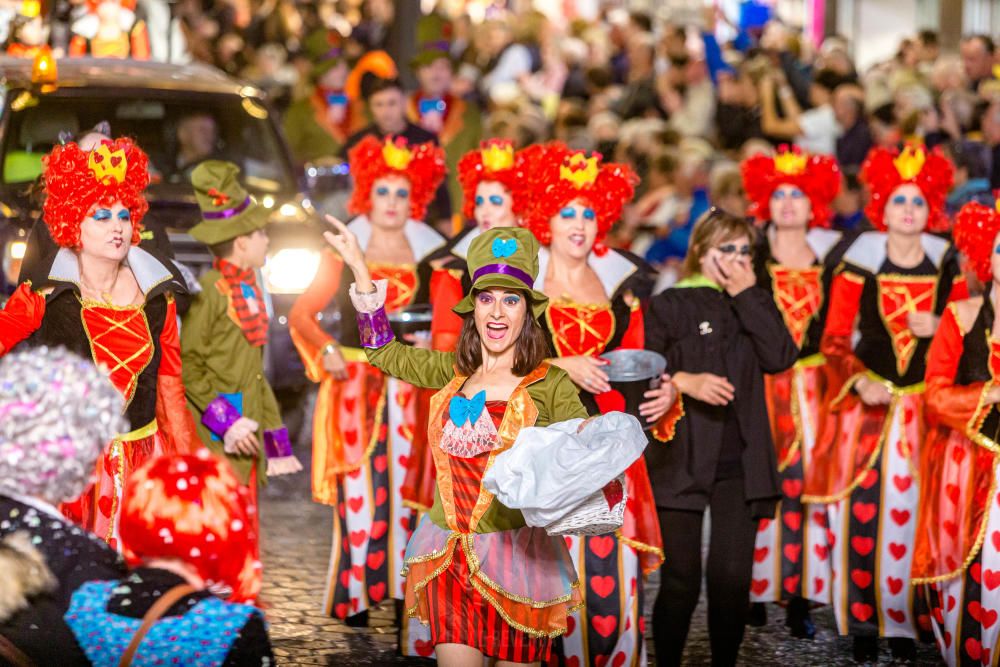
[782,478,803,498]
[589,536,614,559]
[370,521,388,540]
[602,479,624,510]
[414,639,435,657]
[369,582,386,602]
[851,602,874,622]
[375,487,388,506]
[750,579,769,596]
[351,565,364,581]
[888,542,907,560]
[367,552,385,570]
[851,569,872,589]
[893,475,913,493]
[347,496,364,513]
[783,511,802,531]
[890,509,911,527]
[886,576,903,595]
[886,608,906,624]
[334,602,349,618]
[852,502,877,524]
[814,544,829,561]
[349,529,368,547]
[984,569,1000,591]
[590,576,616,598]
[858,468,879,489]
[783,543,801,563]
[851,536,874,556]
[783,575,800,594]
[591,615,617,638]
[373,455,387,473]
[813,577,824,595]
[753,547,769,563]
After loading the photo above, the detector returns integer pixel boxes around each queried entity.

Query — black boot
[344,609,369,627]
[852,635,879,664]
[785,596,815,639]
[748,602,767,627]
[888,637,916,664]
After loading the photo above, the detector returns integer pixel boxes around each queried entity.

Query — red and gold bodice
[370,263,419,314]
[875,274,938,377]
[545,298,615,358]
[768,265,823,349]
[80,299,154,406]
[990,339,1000,380]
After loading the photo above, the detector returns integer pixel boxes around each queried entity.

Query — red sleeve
[156,295,200,453]
[820,270,867,405]
[947,275,970,303]
[288,250,343,381]
[925,302,992,434]
[68,35,87,57]
[0,283,45,355]
[130,22,150,60]
[430,267,464,352]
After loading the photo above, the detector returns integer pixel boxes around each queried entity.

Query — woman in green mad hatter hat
[323,216,591,666]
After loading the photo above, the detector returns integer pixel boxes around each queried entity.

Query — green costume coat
[181,268,282,484]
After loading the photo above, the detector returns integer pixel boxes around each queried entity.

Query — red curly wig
[42,137,150,249]
[522,142,638,256]
[859,144,955,232]
[953,199,1000,283]
[120,452,261,604]
[457,139,536,221]
[347,135,446,222]
[741,145,840,227]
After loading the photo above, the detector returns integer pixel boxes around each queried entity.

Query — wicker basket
[544,474,627,537]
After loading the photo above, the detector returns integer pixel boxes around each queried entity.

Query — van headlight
[262,248,321,294]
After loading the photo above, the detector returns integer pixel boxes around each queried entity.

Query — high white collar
[347,215,445,263]
[451,226,481,260]
[842,230,950,274]
[535,247,637,299]
[49,245,175,296]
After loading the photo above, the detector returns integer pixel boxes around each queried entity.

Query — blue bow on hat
[449,390,486,427]
[491,237,517,259]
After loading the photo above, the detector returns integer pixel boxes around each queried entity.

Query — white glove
[223,417,260,455]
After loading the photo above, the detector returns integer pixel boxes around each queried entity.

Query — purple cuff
[202,395,241,437]
[357,306,395,348]
[264,427,293,459]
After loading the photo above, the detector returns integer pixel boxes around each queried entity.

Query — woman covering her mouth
[322,221,601,666]
[524,141,672,667]
[0,136,199,549]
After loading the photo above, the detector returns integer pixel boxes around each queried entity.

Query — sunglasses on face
[716,243,752,257]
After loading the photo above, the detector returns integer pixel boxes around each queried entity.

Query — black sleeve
[730,286,798,374]
[222,613,275,667]
[644,292,678,357]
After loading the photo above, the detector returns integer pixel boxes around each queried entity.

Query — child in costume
[913,198,1000,666]
[181,160,301,495]
[524,141,668,667]
[68,0,149,59]
[740,146,845,636]
[288,135,445,625]
[803,144,967,662]
[324,221,585,665]
[0,136,197,549]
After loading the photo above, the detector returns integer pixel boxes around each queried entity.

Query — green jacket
[180,269,282,485]
[366,339,587,532]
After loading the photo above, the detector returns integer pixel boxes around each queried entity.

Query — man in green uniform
[181,160,301,487]
[407,14,481,230]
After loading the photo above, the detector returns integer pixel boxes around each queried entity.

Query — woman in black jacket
[645,208,797,666]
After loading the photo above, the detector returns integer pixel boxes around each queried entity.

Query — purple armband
[202,395,242,437]
[357,306,395,348]
[264,427,293,459]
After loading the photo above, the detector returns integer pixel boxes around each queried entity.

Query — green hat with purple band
[189,160,269,246]
[453,227,549,318]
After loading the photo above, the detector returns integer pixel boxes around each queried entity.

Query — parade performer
[523,142,668,667]
[740,146,844,637]
[645,209,798,667]
[913,198,1000,666]
[68,0,149,59]
[6,0,48,58]
[181,161,300,496]
[324,221,585,666]
[288,135,445,624]
[0,136,197,549]
[66,452,274,664]
[284,29,366,165]
[803,144,967,663]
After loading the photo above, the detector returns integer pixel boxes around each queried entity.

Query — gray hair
[0,347,127,503]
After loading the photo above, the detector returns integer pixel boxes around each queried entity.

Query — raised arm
[0,283,45,355]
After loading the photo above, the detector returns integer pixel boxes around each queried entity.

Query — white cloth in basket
[482,411,646,527]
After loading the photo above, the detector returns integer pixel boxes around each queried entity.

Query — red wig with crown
[456,139,533,221]
[42,137,150,248]
[523,142,637,256]
[120,452,261,604]
[954,198,1000,283]
[859,144,955,232]
[741,145,840,227]
[347,135,446,222]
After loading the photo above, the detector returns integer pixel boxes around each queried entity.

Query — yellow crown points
[481,143,514,173]
[382,139,413,170]
[21,0,40,17]
[88,144,127,185]
[560,153,599,189]
[894,145,926,181]
[774,150,807,176]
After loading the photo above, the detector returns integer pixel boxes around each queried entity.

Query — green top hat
[410,14,454,70]
[304,28,347,80]
[453,228,549,318]
[189,161,269,246]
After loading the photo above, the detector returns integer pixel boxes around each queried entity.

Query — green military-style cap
[189,160,268,246]
[410,13,454,70]
[453,227,549,318]
[304,28,347,80]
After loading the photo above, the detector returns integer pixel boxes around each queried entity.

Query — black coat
[643,284,797,517]
[0,495,125,666]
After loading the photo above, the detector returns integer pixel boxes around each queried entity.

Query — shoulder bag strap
[118,583,197,667]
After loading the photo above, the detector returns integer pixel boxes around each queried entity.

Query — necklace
[79,260,123,304]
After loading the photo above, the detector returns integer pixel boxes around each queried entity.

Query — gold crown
[20,0,40,17]
[88,144,127,185]
[560,153,599,189]
[382,138,413,170]
[774,150,807,175]
[894,145,926,181]
[482,143,514,172]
